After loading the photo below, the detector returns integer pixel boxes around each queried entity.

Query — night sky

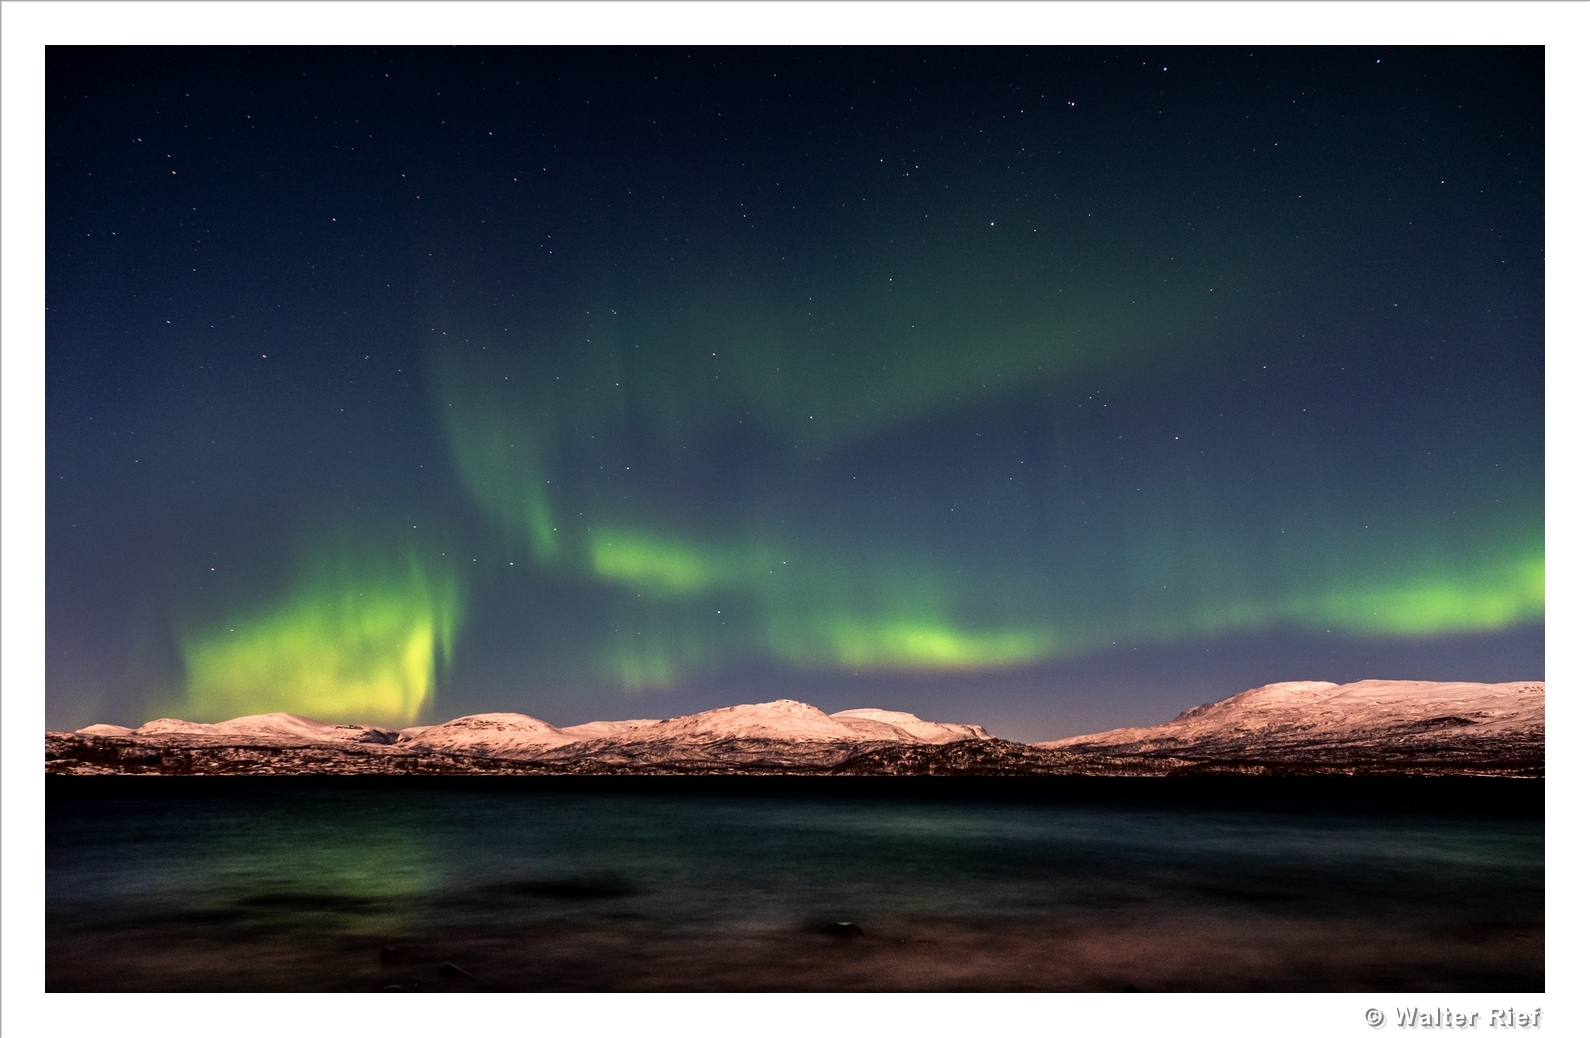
[46,47,1544,740]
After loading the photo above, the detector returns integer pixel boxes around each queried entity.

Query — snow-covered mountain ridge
[62,699,994,767]
[47,681,1542,776]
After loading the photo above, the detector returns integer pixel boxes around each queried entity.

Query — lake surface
[46,776,1543,991]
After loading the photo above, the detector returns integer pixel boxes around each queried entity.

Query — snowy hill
[1037,680,1543,767]
[49,699,993,772]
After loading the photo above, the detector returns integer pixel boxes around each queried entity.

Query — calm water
[47,777,1543,991]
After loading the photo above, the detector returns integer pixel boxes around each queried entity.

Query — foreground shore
[47,774,1542,991]
[43,730,1544,777]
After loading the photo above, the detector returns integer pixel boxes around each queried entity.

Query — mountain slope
[1037,680,1543,769]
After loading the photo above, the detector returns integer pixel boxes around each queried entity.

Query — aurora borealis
[46,47,1543,738]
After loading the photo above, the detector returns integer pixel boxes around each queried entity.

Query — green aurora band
[180,551,462,724]
[424,263,1543,693]
[172,258,1541,714]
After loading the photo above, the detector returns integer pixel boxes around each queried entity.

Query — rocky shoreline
[44,730,1541,779]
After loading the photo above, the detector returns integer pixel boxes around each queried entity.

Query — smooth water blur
[47,778,1543,991]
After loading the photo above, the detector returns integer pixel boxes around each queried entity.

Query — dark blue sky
[46,47,1543,738]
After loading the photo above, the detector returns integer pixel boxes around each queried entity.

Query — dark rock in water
[823,921,864,938]
[438,961,478,980]
[379,974,423,991]
[379,945,406,963]
[1123,983,1142,992]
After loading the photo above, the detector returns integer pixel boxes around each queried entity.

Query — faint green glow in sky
[590,529,769,594]
[433,257,1224,460]
[780,616,1056,670]
[642,275,1199,450]
[1291,552,1544,637]
[180,552,461,724]
[438,385,561,564]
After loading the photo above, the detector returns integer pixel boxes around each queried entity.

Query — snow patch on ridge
[398,712,581,756]
[559,718,664,740]
[76,724,135,737]
[121,713,399,746]
[832,708,994,744]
